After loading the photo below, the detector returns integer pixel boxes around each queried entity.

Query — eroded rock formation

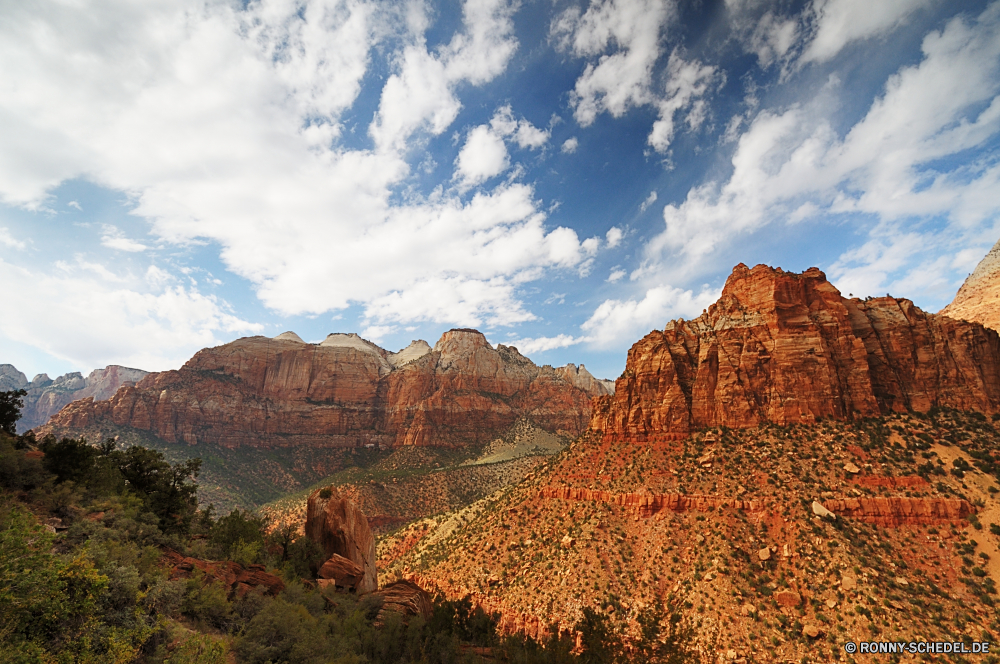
[38,329,603,449]
[306,486,377,594]
[941,236,1000,331]
[1,364,147,432]
[822,497,974,525]
[592,264,1000,437]
[161,549,285,597]
[372,580,433,623]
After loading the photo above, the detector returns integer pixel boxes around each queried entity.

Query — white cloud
[551,0,673,126]
[800,0,934,64]
[370,0,519,152]
[0,0,602,335]
[581,284,719,348]
[0,228,25,250]
[505,333,582,354]
[0,258,260,372]
[607,268,626,282]
[101,234,148,252]
[561,137,579,153]
[605,226,623,247]
[455,124,510,186]
[638,191,657,213]
[67,200,82,210]
[489,105,550,149]
[648,51,719,152]
[643,4,1000,284]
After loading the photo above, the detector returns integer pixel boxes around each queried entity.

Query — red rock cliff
[592,264,1000,437]
[38,329,600,449]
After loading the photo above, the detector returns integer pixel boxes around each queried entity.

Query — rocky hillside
[941,236,1000,331]
[0,364,147,431]
[593,263,1000,437]
[37,328,609,449]
[379,265,1000,659]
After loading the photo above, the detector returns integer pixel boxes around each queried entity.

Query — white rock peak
[273,331,306,343]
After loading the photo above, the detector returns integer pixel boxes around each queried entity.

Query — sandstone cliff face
[305,487,377,594]
[0,364,148,432]
[38,329,601,449]
[941,236,1000,331]
[592,264,1000,437]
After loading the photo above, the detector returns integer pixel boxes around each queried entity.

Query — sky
[1,0,999,383]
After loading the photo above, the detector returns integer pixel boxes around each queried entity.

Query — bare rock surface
[941,236,1000,331]
[592,264,1000,437]
[38,329,601,449]
[306,486,377,594]
[1,363,147,432]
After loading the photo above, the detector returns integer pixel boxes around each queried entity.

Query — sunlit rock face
[38,328,605,449]
[592,263,1000,438]
[941,236,1000,332]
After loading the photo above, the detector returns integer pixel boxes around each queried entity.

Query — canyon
[0,364,147,432]
[37,329,609,450]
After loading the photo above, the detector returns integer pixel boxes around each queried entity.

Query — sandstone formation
[822,496,974,526]
[0,364,147,432]
[592,264,1000,437]
[538,486,764,517]
[941,236,1000,331]
[372,580,433,622]
[161,549,285,597]
[38,329,604,449]
[306,486,377,594]
[317,554,367,592]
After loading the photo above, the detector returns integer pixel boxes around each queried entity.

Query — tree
[0,389,26,435]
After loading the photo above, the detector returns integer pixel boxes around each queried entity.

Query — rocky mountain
[0,364,147,432]
[592,263,1000,437]
[379,265,1000,658]
[940,235,1000,331]
[38,328,608,449]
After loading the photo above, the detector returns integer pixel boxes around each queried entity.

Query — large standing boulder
[305,486,377,593]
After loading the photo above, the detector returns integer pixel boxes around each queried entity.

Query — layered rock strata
[306,487,377,594]
[941,236,1000,331]
[592,264,1000,437]
[162,549,285,597]
[1,364,147,432]
[39,329,605,449]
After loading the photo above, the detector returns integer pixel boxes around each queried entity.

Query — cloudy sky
[2,0,999,381]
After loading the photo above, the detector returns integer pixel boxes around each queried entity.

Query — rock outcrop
[373,580,433,622]
[0,364,147,432]
[591,264,1000,437]
[306,487,377,594]
[822,497,974,526]
[941,236,1000,331]
[38,329,602,449]
[161,549,285,597]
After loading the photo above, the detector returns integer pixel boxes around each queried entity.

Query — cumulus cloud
[605,226,623,247]
[455,125,510,186]
[0,257,260,372]
[0,228,25,250]
[0,0,602,335]
[101,227,148,252]
[638,191,657,213]
[581,284,719,348]
[552,0,716,152]
[505,333,583,354]
[551,0,673,126]
[561,137,579,153]
[800,0,934,64]
[642,4,1000,284]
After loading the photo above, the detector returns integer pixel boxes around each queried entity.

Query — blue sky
[1,0,999,382]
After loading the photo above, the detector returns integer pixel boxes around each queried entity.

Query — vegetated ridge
[378,264,1000,660]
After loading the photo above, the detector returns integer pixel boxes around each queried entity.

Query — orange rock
[373,580,433,621]
[318,553,366,591]
[774,590,801,607]
[306,486,377,593]
[38,329,604,449]
[591,264,1000,437]
[161,549,285,597]
[822,497,974,526]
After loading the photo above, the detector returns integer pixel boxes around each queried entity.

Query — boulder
[812,501,835,519]
[162,549,285,597]
[774,590,801,607]
[306,486,377,594]
[373,580,434,622]
[318,553,367,592]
